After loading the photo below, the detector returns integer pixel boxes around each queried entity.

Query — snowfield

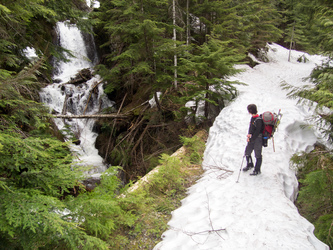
[154,44,330,250]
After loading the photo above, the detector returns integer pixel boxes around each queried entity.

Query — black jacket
[248,115,264,142]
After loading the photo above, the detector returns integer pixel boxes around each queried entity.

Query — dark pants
[245,134,263,172]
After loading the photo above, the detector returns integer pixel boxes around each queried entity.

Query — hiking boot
[243,163,254,172]
[250,170,261,176]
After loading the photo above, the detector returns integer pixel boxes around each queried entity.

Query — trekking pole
[236,155,246,183]
[271,109,282,153]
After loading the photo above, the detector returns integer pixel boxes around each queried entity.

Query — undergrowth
[107,131,207,249]
[291,144,333,248]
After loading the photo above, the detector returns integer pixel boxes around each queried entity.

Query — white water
[86,0,100,8]
[54,21,93,83]
[40,20,113,177]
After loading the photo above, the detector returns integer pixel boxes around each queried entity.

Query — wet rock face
[81,177,101,191]
[66,68,93,85]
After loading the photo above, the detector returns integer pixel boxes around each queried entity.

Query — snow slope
[154,44,330,250]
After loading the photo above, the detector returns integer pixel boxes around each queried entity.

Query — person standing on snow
[243,104,264,176]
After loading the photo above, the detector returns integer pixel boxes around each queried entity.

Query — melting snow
[154,44,329,250]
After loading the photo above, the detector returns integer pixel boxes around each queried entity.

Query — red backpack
[261,110,282,147]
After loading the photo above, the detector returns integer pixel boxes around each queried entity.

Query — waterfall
[86,0,100,8]
[40,16,113,177]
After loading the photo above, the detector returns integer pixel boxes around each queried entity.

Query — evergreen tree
[0,2,137,247]
[177,37,244,121]
[93,0,177,98]
[0,60,137,248]
[281,0,332,53]
[0,61,81,247]
[237,0,283,54]
[0,0,89,79]
[278,0,312,51]
[283,0,333,140]
[185,0,283,55]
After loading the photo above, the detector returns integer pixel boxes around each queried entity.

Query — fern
[66,168,137,240]
[180,135,206,164]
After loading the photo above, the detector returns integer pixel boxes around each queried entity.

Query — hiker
[243,104,264,176]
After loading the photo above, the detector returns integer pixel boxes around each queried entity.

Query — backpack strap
[253,115,264,133]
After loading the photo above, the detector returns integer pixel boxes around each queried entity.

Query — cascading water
[40,8,113,177]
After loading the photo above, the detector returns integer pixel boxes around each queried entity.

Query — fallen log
[119,129,208,197]
[53,114,130,119]
[53,100,149,119]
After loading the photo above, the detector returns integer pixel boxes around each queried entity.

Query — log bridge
[54,97,150,119]
[53,114,130,119]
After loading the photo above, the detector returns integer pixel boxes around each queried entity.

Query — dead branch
[127,104,150,147]
[132,124,150,154]
[205,190,225,240]
[112,101,150,150]
[113,116,145,150]
[203,153,234,179]
[83,80,103,115]
[128,116,146,147]
[168,189,226,245]
[104,93,127,162]
[205,165,234,179]
[125,100,150,113]
[146,123,172,128]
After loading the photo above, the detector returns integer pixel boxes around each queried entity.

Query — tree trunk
[186,0,190,46]
[288,22,295,62]
[204,82,209,118]
[173,0,178,90]
[154,91,162,111]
